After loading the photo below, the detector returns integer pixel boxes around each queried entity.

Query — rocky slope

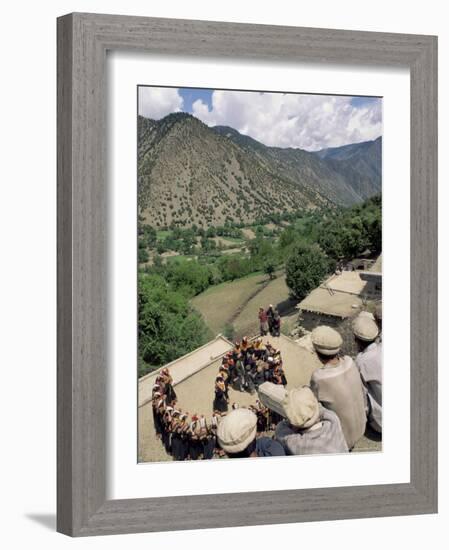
[138,113,381,228]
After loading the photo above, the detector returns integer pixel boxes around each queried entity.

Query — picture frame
[57,12,437,536]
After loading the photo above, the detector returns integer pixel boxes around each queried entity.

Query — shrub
[223,323,235,341]
[285,243,329,300]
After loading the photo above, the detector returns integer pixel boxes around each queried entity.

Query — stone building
[296,257,382,356]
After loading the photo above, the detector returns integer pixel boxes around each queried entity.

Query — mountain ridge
[138,113,381,228]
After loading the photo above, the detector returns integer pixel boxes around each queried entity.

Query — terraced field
[191,271,296,339]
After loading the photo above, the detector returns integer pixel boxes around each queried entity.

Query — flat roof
[138,335,233,407]
[298,271,367,318]
[299,286,363,318]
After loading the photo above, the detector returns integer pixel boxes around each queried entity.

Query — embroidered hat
[352,314,379,342]
[311,326,342,356]
[217,408,257,454]
[282,386,320,429]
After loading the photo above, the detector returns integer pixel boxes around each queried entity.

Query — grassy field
[233,273,294,337]
[190,272,267,336]
[156,230,171,240]
[164,254,195,264]
[211,236,245,248]
[191,270,296,339]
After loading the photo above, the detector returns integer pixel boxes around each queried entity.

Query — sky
[138,86,382,152]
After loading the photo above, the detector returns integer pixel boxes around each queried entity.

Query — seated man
[217,408,285,458]
[353,313,382,433]
[275,386,348,455]
[310,326,367,449]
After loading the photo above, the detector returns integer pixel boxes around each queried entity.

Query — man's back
[275,407,348,455]
[311,355,366,448]
[356,342,382,432]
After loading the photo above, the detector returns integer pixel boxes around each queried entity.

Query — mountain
[314,137,382,198]
[214,126,363,206]
[138,113,381,228]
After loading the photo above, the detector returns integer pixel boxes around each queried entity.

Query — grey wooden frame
[57,12,438,537]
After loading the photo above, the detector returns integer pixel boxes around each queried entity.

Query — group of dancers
[151,337,286,461]
[213,336,287,413]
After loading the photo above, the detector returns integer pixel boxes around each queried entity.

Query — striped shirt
[356,342,382,433]
[275,407,348,455]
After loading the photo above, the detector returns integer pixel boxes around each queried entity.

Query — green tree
[264,260,276,280]
[138,247,149,263]
[278,226,297,249]
[138,274,211,373]
[165,260,213,297]
[138,238,149,263]
[285,243,329,300]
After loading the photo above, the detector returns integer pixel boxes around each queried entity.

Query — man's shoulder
[275,420,294,438]
[257,436,286,456]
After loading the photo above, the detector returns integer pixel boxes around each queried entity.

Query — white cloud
[138,87,183,119]
[192,91,381,151]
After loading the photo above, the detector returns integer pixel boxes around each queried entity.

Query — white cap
[353,314,379,342]
[282,386,320,429]
[311,326,342,355]
[217,409,257,454]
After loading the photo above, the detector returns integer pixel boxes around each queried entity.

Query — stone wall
[298,311,360,357]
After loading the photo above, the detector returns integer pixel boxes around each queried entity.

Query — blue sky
[138,86,382,151]
[178,88,213,113]
[350,96,380,108]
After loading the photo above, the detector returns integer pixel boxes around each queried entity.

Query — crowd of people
[151,338,287,460]
[150,303,382,460]
[213,336,287,412]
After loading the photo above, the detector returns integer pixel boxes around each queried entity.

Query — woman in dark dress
[219,365,230,393]
[213,377,228,413]
[266,305,275,334]
[169,411,182,460]
[152,393,163,438]
[188,415,202,460]
[162,407,173,454]
[161,368,177,404]
[178,414,190,461]
[202,420,216,460]
[227,358,236,387]
[272,311,281,337]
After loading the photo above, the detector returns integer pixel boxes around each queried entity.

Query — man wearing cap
[310,326,366,449]
[217,408,285,458]
[275,386,348,455]
[353,313,382,433]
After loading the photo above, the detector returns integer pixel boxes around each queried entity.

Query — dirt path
[227,277,272,326]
